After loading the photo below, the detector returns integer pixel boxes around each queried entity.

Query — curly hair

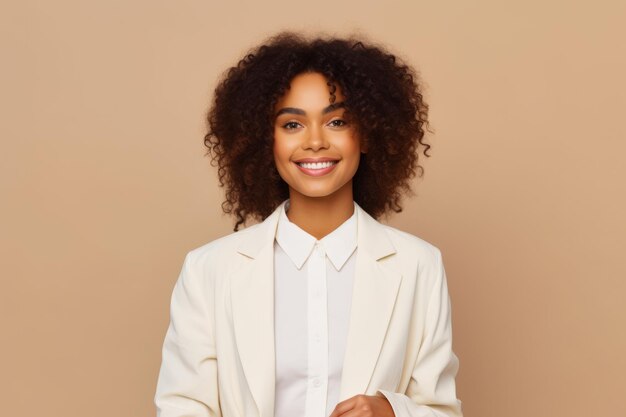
[204,32,430,231]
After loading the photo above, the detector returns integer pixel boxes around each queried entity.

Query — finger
[335,401,376,417]
[329,395,358,417]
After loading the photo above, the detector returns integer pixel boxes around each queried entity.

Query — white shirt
[274,200,358,417]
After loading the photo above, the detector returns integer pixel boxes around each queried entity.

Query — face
[273,72,364,200]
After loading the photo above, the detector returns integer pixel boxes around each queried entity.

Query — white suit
[155,201,463,417]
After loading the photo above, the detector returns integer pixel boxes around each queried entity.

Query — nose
[303,124,329,151]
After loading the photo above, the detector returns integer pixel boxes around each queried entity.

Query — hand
[329,394,395,417]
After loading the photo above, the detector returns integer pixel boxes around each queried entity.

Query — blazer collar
[237,199,396,261]
[235,200,284,259]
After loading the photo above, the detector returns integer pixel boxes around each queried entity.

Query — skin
[273,72,395,417]
[273,71,364,240]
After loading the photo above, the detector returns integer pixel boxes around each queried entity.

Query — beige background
[1,1,625,416]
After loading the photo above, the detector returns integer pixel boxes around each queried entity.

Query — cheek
[343,138,362,176]
[272,142,284,160]
[343,136,362,162]
[272,136,293,177]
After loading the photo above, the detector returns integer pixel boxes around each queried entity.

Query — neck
[286,182,355,240]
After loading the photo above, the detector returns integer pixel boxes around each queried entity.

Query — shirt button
[313,378,321,387]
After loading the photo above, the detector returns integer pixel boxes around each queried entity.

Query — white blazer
[155,201,462,417]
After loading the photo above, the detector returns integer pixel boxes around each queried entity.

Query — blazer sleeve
[154,251,222,417]
[377,250,463,417]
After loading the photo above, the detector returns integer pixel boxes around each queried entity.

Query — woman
[155,32,463,417]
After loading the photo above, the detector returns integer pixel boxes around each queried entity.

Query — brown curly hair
[204,32,430,231]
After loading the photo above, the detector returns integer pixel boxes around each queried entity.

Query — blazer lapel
[339,205,402,399]
[230,203,284,417]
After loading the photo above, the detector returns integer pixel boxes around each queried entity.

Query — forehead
[275,72,344,108]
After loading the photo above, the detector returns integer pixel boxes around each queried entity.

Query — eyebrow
[275,101,345,118]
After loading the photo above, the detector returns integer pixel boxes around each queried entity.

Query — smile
[297,161,337,169]
[294,160,338,176]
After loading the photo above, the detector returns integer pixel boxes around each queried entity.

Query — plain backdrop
[1,1,625,416]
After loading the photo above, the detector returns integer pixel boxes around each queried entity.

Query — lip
[293,157,339,163]
[293,159,339,177]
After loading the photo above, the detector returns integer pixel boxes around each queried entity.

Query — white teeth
[298,161,337,170]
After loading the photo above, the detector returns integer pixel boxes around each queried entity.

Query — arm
[377,250,463,417]
[154,252,222,417]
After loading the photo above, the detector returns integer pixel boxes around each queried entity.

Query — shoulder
[379,223,442,265]
[375,223,448,299]
[180,201,284,277]
[182,222,264,272]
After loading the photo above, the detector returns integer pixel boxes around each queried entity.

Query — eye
[328,119,347,128]
[282,121,302,130]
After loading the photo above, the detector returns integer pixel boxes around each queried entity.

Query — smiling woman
[203,33,430,233]
[155,32,463,417]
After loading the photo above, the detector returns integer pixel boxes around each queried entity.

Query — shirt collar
[275,199,358,271]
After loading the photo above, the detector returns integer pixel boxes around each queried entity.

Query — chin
[296,190,336,199]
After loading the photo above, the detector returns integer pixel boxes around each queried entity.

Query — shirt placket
[304,241,328,417]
